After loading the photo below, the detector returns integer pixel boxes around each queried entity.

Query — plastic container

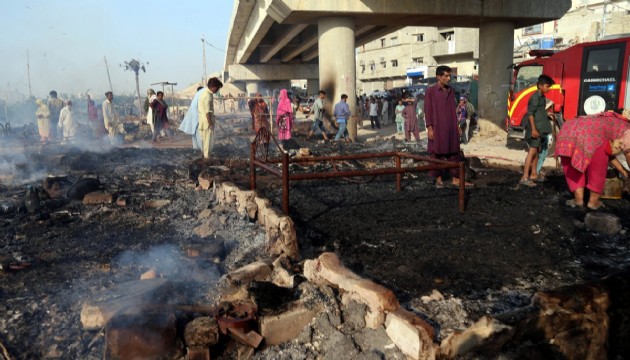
[601,177,623,199]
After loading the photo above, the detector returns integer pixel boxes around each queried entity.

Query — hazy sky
[1,0,233,100]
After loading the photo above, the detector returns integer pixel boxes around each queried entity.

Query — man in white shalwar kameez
[103,91,123,145]
[58,100,77,143]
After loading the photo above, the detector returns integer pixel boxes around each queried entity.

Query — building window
[522,24,543,36]
[380,38,386,47]
[440,31,454,41]
[380,57,387,68]
[391,60,398,67]
[390,36,398,46]
[412,57,423,65]
[414,33,424,42]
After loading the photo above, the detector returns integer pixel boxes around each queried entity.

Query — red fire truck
[506,36,630,138]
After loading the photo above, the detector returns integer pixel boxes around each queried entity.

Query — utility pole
[104,56,113,93]
[26,50,32,98]
[201,35,207,85]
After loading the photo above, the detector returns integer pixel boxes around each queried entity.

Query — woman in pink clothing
[555,109,630,210]
[276,89,294,147]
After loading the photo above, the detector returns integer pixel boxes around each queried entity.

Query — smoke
[115,244,222,285]
[0,147,48,186]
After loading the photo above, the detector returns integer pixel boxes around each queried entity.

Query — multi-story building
[356,0,630,94]
[356,26,478,94]
[514,0,630,60]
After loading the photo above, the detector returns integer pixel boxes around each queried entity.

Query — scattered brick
[82,192,113,205]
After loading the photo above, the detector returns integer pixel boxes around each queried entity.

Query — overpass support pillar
[478,21,514,126]
[306,79,319,97]
[246,82,259,97]
[318,16,357,142]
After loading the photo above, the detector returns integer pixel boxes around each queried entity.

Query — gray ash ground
[255,136,630,339]
[1,121,630,358]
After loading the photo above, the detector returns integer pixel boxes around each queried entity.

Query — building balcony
[430,39,477,57]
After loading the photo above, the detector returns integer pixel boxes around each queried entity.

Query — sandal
[518,178,537,187]
[531,175,546,183]
[587,202,606,211]
[565,199,584,208]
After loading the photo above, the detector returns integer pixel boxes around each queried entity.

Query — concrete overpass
[224,0,572,140]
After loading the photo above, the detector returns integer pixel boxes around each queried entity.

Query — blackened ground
[2,131,630,358]
[255,150,630,320]
[0,146,264,359]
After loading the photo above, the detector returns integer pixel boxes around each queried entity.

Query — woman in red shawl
[150,91,171,143]
[276,89,294,144]
[252,93,270,133]
[555,109,630,210]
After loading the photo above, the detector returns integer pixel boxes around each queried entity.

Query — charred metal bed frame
[249,127,466,215]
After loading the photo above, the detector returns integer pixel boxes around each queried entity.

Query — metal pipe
[290,151,398,163]
[249,138,466,213]
[459,161,465,213]
[397,152,456,165]
[282,151,290,214]
[395,154,401,192]
[289,162,457,181]
[253,160,282,177]
[289,151,455,166]
[250,142,256,190]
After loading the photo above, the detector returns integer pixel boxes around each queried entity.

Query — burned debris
[1,108,630,360]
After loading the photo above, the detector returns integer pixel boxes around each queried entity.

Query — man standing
[58,100,76,143]
[48,90,64,140]
[381,97,390,126]
[306,90,329,141]
[424,65,472,188]
[377,97,384,126]
[102,91,122,145]
[197,77,223,158]
[179,86,205,152]
[402,95,420,142]
[368,97,380,129]
[333,94,351,142]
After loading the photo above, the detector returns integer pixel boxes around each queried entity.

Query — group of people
[35,91,75,144]
[35,90,123,145]
[36,69,630,210]
[216,92,249,113]
[356,66,475,188]
[145,89,172,143]
[520,74,630,210]
[362,95,391,129]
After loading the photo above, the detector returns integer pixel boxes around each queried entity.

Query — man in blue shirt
[333,94,351,142]
[179,86,205,152]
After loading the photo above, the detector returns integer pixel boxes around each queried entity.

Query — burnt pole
[317,17,357,142]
